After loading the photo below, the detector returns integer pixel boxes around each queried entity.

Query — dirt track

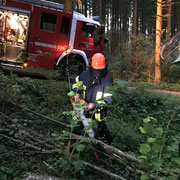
[128,87,180,96]
[153,89,180,96]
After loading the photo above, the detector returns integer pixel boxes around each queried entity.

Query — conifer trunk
[132,0,137,36]
[167,0,171,40]
[64,0,72,13]
[99,0,102,22]
[177,1,180,32]
[84,0,87,17]
[131,0,137,73]
[154,0,162,82]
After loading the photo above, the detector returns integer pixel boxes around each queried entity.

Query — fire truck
[0,0,106,79]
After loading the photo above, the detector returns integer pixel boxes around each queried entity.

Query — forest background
[0,0,180,180]
[56,0,180,83]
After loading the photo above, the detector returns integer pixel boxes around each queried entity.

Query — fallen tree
[0,102,178,180]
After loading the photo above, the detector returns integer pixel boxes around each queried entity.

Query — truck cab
[0,0,106,80]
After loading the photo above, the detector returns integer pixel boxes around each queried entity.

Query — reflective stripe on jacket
[72,69,112,121]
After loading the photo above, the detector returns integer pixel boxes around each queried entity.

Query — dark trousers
[73,120,113,144]
[95,121,113,144]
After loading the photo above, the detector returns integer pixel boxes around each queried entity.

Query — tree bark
[64,0,72,13]
[154,0,162,82]
[131,0,137,73]
[132,0,137,36]
[167,0,172,40]
[92,0,98,17]
[84,161,127,180]
[141,1,146,34]
[99,0,102,22]
[176,1,180,32]
[122,2,129,42]
[84,0,87,17]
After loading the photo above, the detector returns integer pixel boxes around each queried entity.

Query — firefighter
[72,53,113,144]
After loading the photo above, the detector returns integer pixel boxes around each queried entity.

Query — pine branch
[0,133,62,154]
[126,164,160,180]
[72,134,178,178]
[23,173,66,180]
[71,133,141,163]
[7,102,141,163]
[0,111,56,149]
[83,161,127,180]
[10,102,69,128]
[111,151,161,180]
[5,102,178,178]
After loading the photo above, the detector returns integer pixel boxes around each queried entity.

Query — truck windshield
[81,22,95,38]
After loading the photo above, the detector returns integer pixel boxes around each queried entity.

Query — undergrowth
[0,75,179,179]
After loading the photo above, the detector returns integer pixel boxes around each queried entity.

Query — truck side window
[60,17,70,34]
[40,12,57,32]
[81,22,94,38]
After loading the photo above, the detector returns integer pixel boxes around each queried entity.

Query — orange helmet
[91,53,106,69]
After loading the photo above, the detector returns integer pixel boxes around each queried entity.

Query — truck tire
[58,55,86,82]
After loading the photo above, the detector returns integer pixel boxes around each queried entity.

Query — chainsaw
[70,96,95,138]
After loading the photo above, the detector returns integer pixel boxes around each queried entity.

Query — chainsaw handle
[70,96,87,108]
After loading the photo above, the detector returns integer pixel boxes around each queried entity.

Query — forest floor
[0,75,180,180]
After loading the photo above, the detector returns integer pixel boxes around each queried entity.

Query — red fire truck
[0,0,106,79]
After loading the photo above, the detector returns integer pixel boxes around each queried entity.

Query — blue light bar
[93,17,99,21]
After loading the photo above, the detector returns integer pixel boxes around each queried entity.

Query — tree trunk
[111,0,116,55]
[64,0,72,13]
[84,0,87,17]
[102,0,106,23]
[77,0,82,9]
[92,1,98,17]
[154,0,162,82]
[141,1,146,34]
[99,0,102,22]
[167,0,171,40]
[132,0,137,36]
[176,0,180,32]
[122,3,129,42]
[131,0,137,72]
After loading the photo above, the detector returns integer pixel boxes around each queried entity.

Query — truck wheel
[58,56,86,82]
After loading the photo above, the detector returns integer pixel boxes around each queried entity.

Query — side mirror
[104,38,109,44]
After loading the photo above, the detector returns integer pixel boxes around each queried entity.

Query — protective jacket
[72,69,113,121]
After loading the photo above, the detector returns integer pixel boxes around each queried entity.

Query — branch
[111,152,161,180]
[0,111,56,149]
[7,103,141,162]
[163,105,179,141]
[0,134,62,154]
[23,173,66,180]
[43,161,62,177]
[126,164,160,180]
[158,105,179,160]
[10,102,69,128]
[72,134,178,178]
[71,133,142,163]
[83,161,127,180]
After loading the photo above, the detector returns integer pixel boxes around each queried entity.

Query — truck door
[57,14,72,57]
[31,7,60,69]
[74,21,102,58]
[74,21,95,57]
